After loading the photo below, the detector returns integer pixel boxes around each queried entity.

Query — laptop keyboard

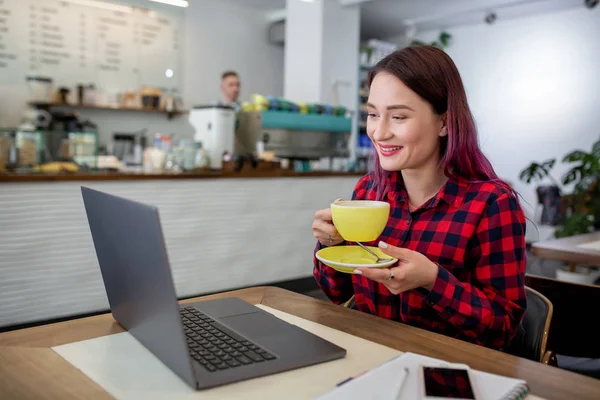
[180,307,277,372]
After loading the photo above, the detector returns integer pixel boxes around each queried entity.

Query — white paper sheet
[52,305,400,400]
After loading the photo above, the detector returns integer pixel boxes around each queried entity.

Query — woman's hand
[355,241,439,294]
[312,199,345,247]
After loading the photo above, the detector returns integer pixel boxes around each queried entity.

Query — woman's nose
[371,120,392,142]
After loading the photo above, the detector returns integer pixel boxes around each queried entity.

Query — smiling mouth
[378,145,404,156]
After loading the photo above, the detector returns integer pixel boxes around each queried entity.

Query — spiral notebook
[316,352,531,400]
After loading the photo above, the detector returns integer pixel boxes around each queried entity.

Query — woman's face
[366,71,447,172]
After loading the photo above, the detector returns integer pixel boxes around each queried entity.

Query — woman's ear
[438,114,448,137]
[439,126,448,137]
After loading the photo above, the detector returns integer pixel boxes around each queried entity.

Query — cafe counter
[0,170,362,329]
[0,169,364,182]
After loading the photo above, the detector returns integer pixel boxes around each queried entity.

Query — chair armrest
[342,295,356,309]
[542,350,557,366]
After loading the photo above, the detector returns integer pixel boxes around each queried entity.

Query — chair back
[525,274,600,358]
[505,287,553,362]
[345,288,553,363]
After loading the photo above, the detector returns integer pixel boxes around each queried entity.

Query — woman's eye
[392,115,407,121]
[367,113,378,118]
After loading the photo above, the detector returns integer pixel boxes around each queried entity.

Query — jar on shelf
[194,142,209,169]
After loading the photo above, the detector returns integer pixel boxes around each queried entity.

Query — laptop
[80,186,346,390]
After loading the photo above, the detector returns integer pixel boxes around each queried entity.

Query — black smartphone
[419,364,479,400]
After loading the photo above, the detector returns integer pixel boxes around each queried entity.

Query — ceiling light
[61,0,133,13]
[148,0,189,7]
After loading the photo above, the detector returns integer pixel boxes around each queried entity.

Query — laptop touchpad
[220,312,296,338]
[191,298,260,318]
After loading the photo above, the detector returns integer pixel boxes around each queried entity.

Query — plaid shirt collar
[385,171,469,209]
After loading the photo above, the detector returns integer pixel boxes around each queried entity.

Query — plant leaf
[519,159,555,184]
[563,166,583,185]
[439,32,451,46]
[563,150,588,163]
[543,159,556,169]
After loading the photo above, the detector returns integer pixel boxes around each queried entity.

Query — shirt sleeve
[312,173,373,304]
[423,192,527,349]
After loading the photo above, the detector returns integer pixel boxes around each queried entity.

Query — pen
[335,369,368,386]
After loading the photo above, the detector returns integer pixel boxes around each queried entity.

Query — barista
[219,70,241,112]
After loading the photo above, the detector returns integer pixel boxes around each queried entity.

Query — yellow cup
[330,200,390,242]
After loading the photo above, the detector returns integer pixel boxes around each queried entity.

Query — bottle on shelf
[194,142,209,170]
[7,131,19,171]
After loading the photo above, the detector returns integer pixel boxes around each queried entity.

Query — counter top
[0,169,365,182]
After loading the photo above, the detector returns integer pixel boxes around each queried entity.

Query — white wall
[284,0,360,159]
[284,0,324,103]
[320,0,360,111]
[388,6,600,241]
[183,0,284,107]
[285,0,360,109]
[321,0,360,160]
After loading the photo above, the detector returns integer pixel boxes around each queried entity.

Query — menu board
[0,0,182,92]
[0,0,28,78]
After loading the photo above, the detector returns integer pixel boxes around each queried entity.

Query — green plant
[411,31,452,50]
[359,45,373,58]
[519,137,600,237]
[554,212,595,238]
[519,159,561,189]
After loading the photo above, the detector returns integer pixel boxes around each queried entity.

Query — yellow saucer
[316,245,397,274]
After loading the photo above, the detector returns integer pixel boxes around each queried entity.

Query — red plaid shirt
[313,171,527,350]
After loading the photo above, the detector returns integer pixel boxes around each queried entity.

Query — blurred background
[0,0,599,358]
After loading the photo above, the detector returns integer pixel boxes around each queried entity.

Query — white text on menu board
[0,0,181,90]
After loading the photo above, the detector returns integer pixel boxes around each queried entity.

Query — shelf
[28,102,188,120]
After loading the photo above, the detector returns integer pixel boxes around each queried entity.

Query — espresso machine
[235,110,352,160]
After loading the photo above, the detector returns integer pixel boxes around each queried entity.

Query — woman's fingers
[355,266,396,282]
[313,221,333,234]
[355,265,406,294]
[312,219,337,235]
[313,220,343,245]
[378,241,416,262]
[314,208,333,222]
[313,200,343,246]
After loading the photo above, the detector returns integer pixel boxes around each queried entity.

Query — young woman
[312,45,527,350]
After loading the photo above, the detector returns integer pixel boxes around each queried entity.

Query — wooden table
[531,231,600,270]
[1,287,599,400]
